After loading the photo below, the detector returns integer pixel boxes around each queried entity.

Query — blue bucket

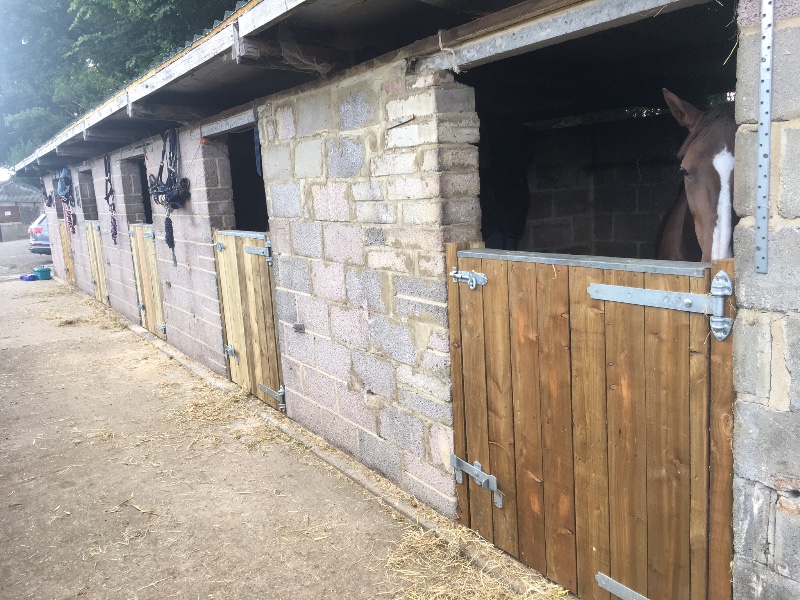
[33,266,51,280]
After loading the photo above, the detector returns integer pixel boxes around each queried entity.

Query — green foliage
[0,0,236,167]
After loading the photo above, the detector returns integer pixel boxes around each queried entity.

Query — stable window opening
[136,159,153,225]
[52,178,64,219]
[77,170,98,221]
[228,129,268,232]
[457,0,737,260]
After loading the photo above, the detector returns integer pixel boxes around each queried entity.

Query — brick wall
[260,61,480,516]
[730,4,800,598]
[520,116,683,258]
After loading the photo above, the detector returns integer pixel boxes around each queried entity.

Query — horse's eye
[680,167,693,181]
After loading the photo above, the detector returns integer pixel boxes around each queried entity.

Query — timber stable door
[85,221,109,304]
[129,224,166,340]
[213,231,283,412]
[58,221,76,285]
[446,245,735,600]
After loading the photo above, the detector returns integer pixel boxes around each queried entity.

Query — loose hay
[386,527,566,600]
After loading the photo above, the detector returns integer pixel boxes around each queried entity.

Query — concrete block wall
[731,4,800,599]
[521,116,683,258]
[260,61,480,516]
[68,168,98,297]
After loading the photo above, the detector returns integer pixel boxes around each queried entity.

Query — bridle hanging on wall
[57,168,77,234]
[148,128,190,266]
[103,155,119,245]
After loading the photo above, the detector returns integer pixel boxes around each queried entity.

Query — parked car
[28,214,51,254]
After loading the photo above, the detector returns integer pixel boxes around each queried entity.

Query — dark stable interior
[228,129,269,233]
[137,160,154,225]
[457,0,737,259]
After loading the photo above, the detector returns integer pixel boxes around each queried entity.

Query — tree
[0,0,236,168]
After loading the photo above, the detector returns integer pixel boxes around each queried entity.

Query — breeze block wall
[731,4,800,598]
[259,60,481,516]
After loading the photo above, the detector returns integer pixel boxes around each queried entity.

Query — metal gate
[446,244,734,600]
[85,221,109,304]
[58,221,76,286]
[213,230,283,412]
[130,224,166,340]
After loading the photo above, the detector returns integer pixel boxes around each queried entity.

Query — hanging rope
[103,155,119,245]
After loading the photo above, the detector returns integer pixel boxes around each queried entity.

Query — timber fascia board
[418,0,708,71]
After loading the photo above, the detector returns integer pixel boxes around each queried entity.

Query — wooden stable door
[85,221,109,304]
[58,221,76,285]
[447,245,734,600]
[130,224,166,340]
[214,231,283,411]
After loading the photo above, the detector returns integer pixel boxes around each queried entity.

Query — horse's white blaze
[712,147,735,260]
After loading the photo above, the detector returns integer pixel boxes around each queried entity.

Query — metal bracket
[103,294,110,303]
[450,267,488,290]
[596,574,649,600]
[244,241,273,266]
[155,323,167,337]
[214,241,225,252]
[755,0,774,273]
[138,302,145,311]
[90,278,96,285]
[222,344,239,365]
[450,454,503,508]
[587,270,733,341]
[258,383,286,412]
[142,231,155,240]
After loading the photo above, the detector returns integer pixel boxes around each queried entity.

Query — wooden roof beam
[232,22,346,72]
[83,127,149,143]
[127,102,214,124]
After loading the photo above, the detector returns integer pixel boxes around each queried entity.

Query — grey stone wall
[260,62,480,516]
[521,116,682,258]
[732,8,800,599]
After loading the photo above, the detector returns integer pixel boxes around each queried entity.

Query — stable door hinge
[450,267,487,290]
[155,323,166,337]
[587,270,733,341]
[244,239,273,266]
[595,574,650,600]
[258,383,286,412]
[450,453,503,508]
[214,241,225,252]
[222,343,238,364]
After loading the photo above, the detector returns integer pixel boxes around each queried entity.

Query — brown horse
[657,89,736,262]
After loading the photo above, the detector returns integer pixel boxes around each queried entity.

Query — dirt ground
[0,264,566,599]
[0,238,52,282]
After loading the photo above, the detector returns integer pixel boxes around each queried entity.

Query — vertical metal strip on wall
[755,0,774,273]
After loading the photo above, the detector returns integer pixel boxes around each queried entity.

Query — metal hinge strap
[214,241,225,252]
[450,267,487,290]
[450,454,503,508]
[244,241,273,266]
[595,574,650,600]
[258,383,286,412]
[587,270,733,340]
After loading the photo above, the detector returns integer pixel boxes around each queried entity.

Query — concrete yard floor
[0,238,52,282]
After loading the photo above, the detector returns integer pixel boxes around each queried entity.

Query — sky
[0,168,11,182]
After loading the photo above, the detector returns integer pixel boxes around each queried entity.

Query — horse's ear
[663,88,703,130]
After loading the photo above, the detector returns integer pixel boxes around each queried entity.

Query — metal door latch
[222,344,238,364]
[450,454,503,508]
[214,241,225,252]
[258,383,286,412]
[587,270,734,341]
[450,267,488,290]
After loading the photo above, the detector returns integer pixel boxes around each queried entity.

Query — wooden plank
[135,228,155,333]
[86,225,101,302]
[446,243,471,526]
[509,260,546,574]
[689,270,711,600]
[144,229,165,339]
[458,256,493,542]
[129,227,148,327]
[645,273,691,600]
[708,258,735,600]
[213,230,232,381]
[482,259,519,557]
[257,244,282,397]
[569,267,610,600]
[605,270,648,595]
[59,222,76,286]
[217,234,249,387]
[536,263,577,593]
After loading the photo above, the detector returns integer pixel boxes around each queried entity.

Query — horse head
[662,89,736,262]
